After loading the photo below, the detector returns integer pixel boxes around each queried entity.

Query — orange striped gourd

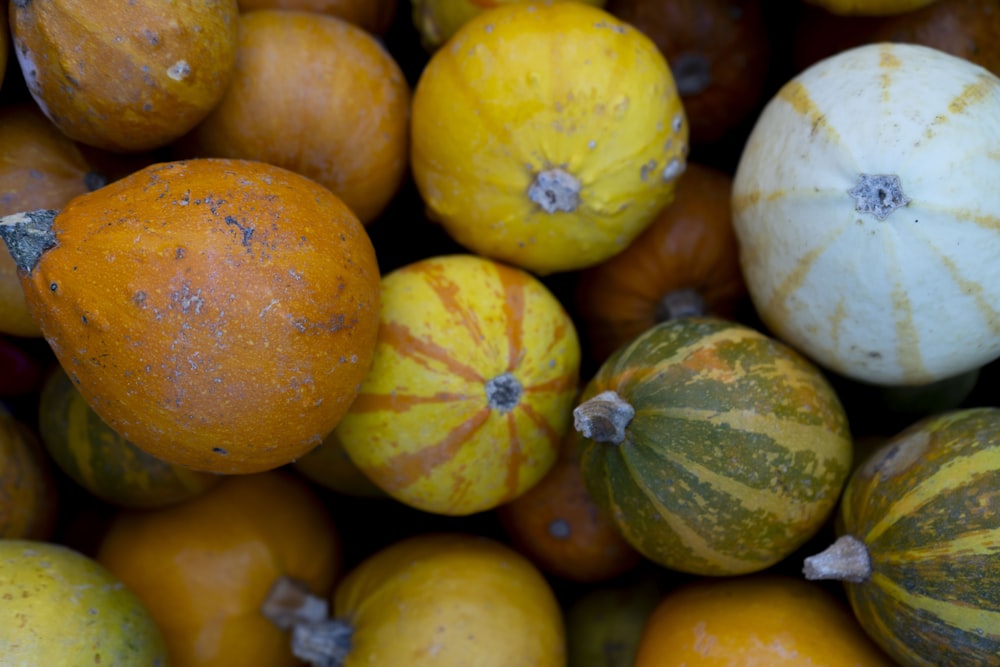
[804,407,1000,667]
[336,254,581,516]
[573,316,853,576]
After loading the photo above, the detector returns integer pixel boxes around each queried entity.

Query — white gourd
[732,42,1000,386]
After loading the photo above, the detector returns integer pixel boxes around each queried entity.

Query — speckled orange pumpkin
[10,0,240,152]
[0,158,381,474]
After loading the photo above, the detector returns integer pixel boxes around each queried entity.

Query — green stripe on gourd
[38,367,220,508]
[804,407,1000,667]
[573,316,852,576]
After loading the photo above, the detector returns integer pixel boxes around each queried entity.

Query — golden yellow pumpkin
[410,1,688,275]
[336,254,580,515]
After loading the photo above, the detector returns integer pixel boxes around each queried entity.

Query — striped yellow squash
[572,316,852,576]
[804,407,1000,667]
[336,254,581,516]
[732,42,1000,387]
[37,366,220,508]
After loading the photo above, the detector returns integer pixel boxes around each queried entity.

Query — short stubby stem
[0,210,59,273]
[573,390,635,445]
[528,168,581,214]
[802,534,872,583]
[655,287,706,323]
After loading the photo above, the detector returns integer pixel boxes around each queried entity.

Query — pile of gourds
[1,1,998,666]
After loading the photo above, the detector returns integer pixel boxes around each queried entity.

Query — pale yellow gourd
[732,42,1000,386]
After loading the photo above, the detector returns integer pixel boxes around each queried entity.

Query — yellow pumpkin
[265,532,566,666]
[336,254,580,515]
[411,0,606,51]
[410,2,688,275]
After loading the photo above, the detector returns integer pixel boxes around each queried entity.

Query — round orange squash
[574,162,747,365]
[96,470,341,667]
[410,2,689,275]
[0,406,58,540]
[265,532,566,667]
[0,158,381,474]
[180,9,410,224]
[236,0,399,34]
[10,0,240,152]
[633,574,896,666]
[336,253,581,515]
[0,103,106,337]
[496,429,642,583]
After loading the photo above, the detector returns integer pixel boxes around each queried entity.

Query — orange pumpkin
[236,0,399,34]
[336,254,581,516]
[575,163,747,365]
[496,430,642,582]
[792,0,1000,77]
[179,9,411,224]
[0,103,106,337]
[0,406,58,540]
[633,575,897,666]
[0,158,381,474]
[606,0,772,146]
[266,532,566,667]
[10,0,240,152]
[96,471,340,667]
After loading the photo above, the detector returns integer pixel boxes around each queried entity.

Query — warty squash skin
[410,2,689,275]
[804,407,1000,667]
[10,0,240,152]
[336,254,581,515]
[732,42,1000,386]
[573,316,853,576]
[0,158,381,474]
[0,540,169,666]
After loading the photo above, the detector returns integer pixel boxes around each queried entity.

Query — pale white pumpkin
[732,42,1000,386]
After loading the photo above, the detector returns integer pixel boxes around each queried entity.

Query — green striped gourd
[572,316,852,576]
[38,366,220,508]
[804,407,1000,667]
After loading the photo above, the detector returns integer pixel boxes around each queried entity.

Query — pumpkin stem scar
[848,173,910,221]
[486,371,523,413]
[0,209,59,273]
[802,534,872,583]
[573,390,635,445]
[528,168,581,214]
[671,52,712,97]
[655,287,706,323]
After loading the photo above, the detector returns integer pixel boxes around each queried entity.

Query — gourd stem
[528,168,581,214]
[655,287,706,323]
[261,576,354,667]
[0,210,59,273]
[802,535,872,583]
[573,390,635,445]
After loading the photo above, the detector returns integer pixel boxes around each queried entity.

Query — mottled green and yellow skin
[37,366,220,508]
[0,540,169,666]
[574,316,852,575]
[838,407,1000,667]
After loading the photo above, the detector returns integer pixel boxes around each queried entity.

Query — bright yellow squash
[336,254,580,515]
[410,2,688,275]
